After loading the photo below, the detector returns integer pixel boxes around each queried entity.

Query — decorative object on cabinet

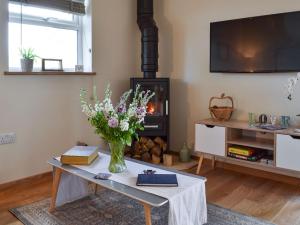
[280,116,290,128]
[285,73,300,133]
[195,118,300,178]
[269,115,277,126]
[248,112,256,127]
[258,114,268,124]
[286,72,300,100]
[256,124,285,131]
[209,93,234,121]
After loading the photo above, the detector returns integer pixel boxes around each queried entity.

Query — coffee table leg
[49,167,63,212]
[143,203,152,225]
[94,184,98,195]
[196,154,204,174]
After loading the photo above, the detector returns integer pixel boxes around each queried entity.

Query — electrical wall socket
[0,133,16,145]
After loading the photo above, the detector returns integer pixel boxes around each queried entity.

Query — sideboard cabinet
[195,119,300,177]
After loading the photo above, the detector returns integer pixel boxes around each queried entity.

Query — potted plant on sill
[80,85,154,173]
[20,48,38,72]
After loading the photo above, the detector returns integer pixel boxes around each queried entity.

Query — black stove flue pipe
[137,0,158,79]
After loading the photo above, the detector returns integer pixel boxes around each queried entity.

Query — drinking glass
[269,115,277,126]
[248,113,256,127]
[280,116,290,128]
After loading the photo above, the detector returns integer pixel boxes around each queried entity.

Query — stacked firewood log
[132,137,167,164]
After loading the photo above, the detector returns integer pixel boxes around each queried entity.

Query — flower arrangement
[286,72,300,101]
[80,84,154,173]
[286,72,300,117]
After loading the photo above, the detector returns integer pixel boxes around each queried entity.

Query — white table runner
[56,153,207,225]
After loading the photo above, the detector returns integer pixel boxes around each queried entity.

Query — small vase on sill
[108,141,127,173]
[20,59,34,72]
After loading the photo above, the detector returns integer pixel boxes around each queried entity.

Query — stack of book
[228,146,264,162]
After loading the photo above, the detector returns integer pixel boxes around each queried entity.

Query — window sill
[4,71,96,76]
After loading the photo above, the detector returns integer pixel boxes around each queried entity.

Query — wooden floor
[0,173,52,225]
[1,161,300,225]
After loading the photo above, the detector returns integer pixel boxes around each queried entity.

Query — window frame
[8,2,83,70]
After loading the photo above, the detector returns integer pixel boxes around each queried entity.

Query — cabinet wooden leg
[143,203,152,225]
[212,156,216,169]
[196,154,204,174]
[49,167,63,212]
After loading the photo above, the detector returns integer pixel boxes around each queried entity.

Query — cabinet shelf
[227,136,274,151]
[224,155,275,168]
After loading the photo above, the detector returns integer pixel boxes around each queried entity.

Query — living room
[1,0,300,225]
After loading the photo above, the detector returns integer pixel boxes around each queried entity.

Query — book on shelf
[60,146,99,165]
[228,152,265,162]
[228,146,255,157]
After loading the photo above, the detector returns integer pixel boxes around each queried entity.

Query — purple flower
[136,107,145,115]
[136,107,146,121]
[117,103,126,114]
[108,117,119,128]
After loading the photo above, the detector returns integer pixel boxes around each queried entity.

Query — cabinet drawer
[276,134,300,171]
[195,124,225,156]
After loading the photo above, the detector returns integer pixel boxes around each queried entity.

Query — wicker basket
[209,93,234,121]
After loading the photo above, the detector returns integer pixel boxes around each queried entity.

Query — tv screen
[210,11,300,73]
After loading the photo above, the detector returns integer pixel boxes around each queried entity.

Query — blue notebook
[136,174,178,187]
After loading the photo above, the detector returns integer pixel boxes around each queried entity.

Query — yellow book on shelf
[60,146,99,165]
[228,146,254,157]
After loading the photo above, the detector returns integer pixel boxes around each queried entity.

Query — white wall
[154,0,300,151]
[0,0,139,184]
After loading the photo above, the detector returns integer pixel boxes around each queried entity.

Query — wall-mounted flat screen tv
[210,11,300,73]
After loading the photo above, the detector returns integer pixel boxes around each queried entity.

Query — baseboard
[0,171,52,191]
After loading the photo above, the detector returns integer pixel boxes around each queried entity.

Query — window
[8,2,83,70]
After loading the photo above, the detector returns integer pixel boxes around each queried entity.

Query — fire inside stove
[147,102,155,115]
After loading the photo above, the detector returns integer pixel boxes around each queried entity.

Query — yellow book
[228,146,254,157]
[60,146,99,165]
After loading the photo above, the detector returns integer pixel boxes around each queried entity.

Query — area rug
[10,188,274,225]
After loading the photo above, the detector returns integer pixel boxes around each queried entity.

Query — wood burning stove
[130,78,169,137]
[128,0,170,163]
[130,78,170,162]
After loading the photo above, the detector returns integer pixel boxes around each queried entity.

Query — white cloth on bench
[55,153,207,225]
